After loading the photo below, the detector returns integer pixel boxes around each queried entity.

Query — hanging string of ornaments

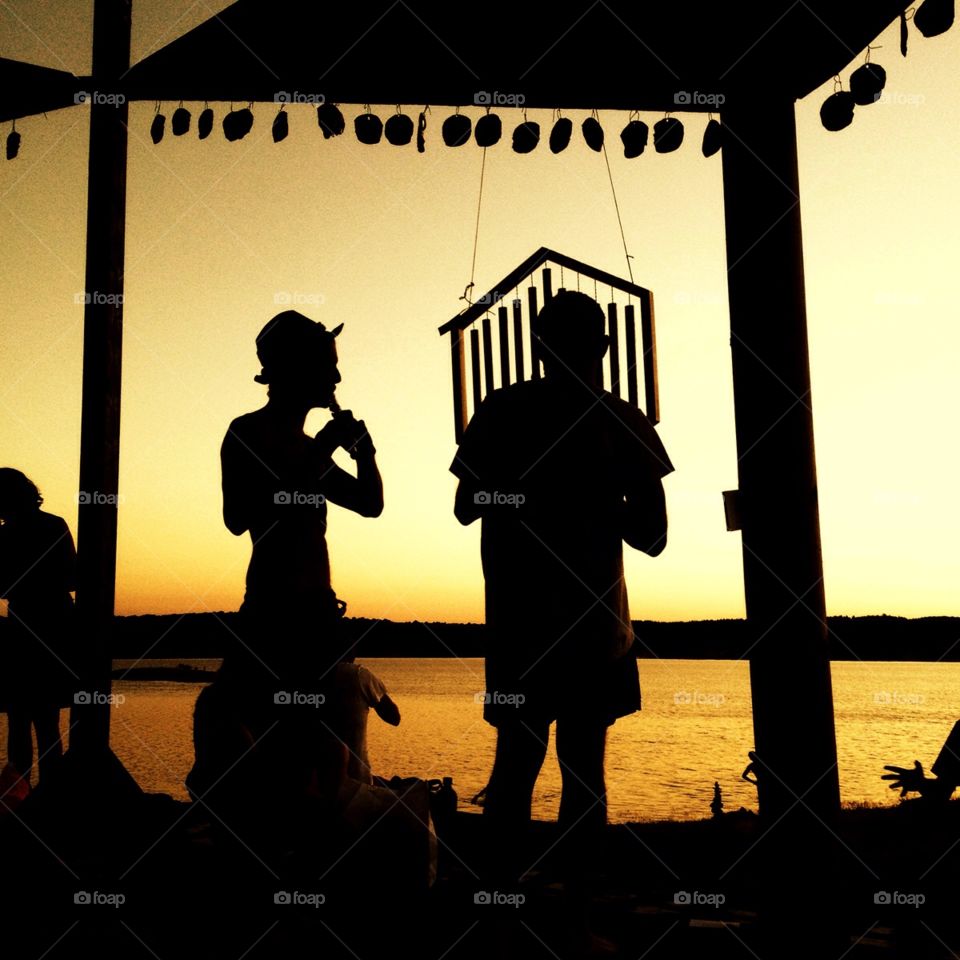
[820,0,954,130]
[136,98,723,157]
[3,1,951,160]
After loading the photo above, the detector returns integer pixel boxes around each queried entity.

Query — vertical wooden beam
[720,97,842,950]
[71,0,132,756]
[450,329,468,442]
[639,290,660,424]
[624,303,639,408]
[528,285,540,379]
[512,298,525,382]
[607,301,620,398]
[481,314,495,396]
[497,305,510,387]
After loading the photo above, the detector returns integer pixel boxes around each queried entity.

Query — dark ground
[2,755,960,960]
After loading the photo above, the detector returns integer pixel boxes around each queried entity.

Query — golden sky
[0,2,958,622]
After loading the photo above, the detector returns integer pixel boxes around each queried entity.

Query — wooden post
[71,0,132,757]
[720,97,842,948]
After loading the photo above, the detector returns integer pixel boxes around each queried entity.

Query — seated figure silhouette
[0,469,77,789]
[331,655,401,784]
[883,718,960,803]
[450,290,674,887]
[219,310,382,685]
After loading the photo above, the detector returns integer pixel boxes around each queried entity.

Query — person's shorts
[482,647,641,729]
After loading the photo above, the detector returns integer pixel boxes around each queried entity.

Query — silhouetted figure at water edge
[451,290,674,891]
[0,469,77,792]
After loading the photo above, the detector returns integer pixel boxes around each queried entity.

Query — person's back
[331,660,400,783]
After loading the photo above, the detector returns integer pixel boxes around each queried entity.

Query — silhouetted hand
[882,760,926,797]
[314,410,374,460]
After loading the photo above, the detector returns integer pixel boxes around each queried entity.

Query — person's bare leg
[555,718,608,885]
[33,707,63,781]
[483,720,549,885]
[6,710,33,782]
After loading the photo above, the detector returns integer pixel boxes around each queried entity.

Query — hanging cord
[461,145,488,306]
[601,134,634,284]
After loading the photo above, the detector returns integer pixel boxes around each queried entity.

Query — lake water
[0,659,956,823]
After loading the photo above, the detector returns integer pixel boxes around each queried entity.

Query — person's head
[0,468,42,521]
[253,310,343,407]
[534,291,608,386]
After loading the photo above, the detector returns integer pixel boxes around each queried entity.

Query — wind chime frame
[438,247,659,442]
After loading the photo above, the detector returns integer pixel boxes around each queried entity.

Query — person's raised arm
[314,413,383,518]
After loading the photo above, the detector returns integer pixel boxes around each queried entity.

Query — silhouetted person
[883,718,960,803]
[450,291,674,889]
[0,469,76,787]
[219,310,382,685]
[332,656,401,783]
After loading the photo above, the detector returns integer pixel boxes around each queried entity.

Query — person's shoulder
[223,409,265,444]
[37,511,70,533]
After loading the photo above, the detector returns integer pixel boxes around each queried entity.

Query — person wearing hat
[218,310,382,685]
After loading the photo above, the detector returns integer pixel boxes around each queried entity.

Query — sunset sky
[1,2,958,623]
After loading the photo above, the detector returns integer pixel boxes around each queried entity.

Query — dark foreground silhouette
[0,468,77,793]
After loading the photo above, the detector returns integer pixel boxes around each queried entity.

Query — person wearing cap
[450,290,674,893]
[219,310,383,685]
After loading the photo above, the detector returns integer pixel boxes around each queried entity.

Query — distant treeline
[0,612,955,661]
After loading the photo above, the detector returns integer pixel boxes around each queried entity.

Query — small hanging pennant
[317,102,345,138]
[355,105,383,144]
[198,104,214,139]
[417,107,428,153]
[6,123,20,160]
[150,103,166,144]
[385,107,414,145]
[272,108,288,142]
[582,111,604,151]
[171,104,191,136]
[549,113,572,153]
